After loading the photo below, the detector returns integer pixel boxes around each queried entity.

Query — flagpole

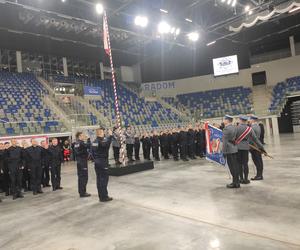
[103,11,126,165]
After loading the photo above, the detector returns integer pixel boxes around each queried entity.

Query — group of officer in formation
[0,115,266,202]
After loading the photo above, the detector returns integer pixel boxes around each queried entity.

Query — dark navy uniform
[74,140,89,196]
[25,145,44,194]
[1,147,10,196]
[179,130,188,161]
[159,132,169,159]
[187,128,196,159]
[91,136,112,201]
[112,131,121,164]
[5,145,24,199]
[41,147,51,187]
[223,116,239,188]
[171,131,179,161]
[141,136,151,160]
[151,135,160,161]
[134,136,141,161]
[125,130,135,162]
[48,145,63,190]
[0,148,5,200]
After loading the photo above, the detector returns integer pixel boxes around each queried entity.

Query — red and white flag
[103,13,110,56]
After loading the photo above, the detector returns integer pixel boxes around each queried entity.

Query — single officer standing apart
[74,132,91,198]
[249,115,264,180]
[91,127,113,202]
[236,115,265,184]
[222,115,240,188]
[25,139,44,195]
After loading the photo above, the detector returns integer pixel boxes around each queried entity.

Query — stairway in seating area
[252,85,273,116]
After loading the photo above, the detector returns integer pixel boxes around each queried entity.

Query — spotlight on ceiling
[207,41,216,46]
[134,16,148,27]
[160,9,168,14]
[158,21,171,34]
[245,5,250,12]
[249,10,253,15]
[61,0,66,2]
[185,18,193,23]
[96,3,104,15]
[221,0,226,3]
[227,0,232,5]
[175,28,181,35]
[187,32,199,42]
[231,0,237,7]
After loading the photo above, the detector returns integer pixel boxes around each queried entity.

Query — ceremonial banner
[205,122,226,166]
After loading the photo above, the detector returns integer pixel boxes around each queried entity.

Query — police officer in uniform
[0,143,4,202]
[41,141,51,187]
[112,127,122,165]
[171,128,179,161]
[151,130,160,161]
[91,127,113,202]
[5,139,24,200]
[141,132,151,160]
[222,115,240,188]
[48,138,63,191]
[179,127,189,161]
[249,115,264,180]
[25,139,44,195]
[125,126,135,162]
[2,142,10,196]
[187,125,196,159]
[236,115,265,184]
[74,132,91,198]
[134,133,141,161]
[159,130,169,160]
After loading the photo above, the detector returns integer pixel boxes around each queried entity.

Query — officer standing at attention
[179,127,189,161]
[112,127,122,165]
[171,128,179,161]
[222,115,240,188]
[74,132,91,198]
[141,132,151,160]
[236,115,265,184]
[41,141,51,188]
[249,115,264,180]
[5,139,24,200]
[134,132,141,161]
[91,127,113,202]
[151,130,160,161]
[125,126,135,163]
[187,125,196,159]
[25,139,44,195]
[48,138,64,191]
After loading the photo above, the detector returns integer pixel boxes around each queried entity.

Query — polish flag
[103,14,110,56]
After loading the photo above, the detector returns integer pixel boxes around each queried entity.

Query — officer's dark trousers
[126,144,134,160]
[50,164,61,189]
[226,153,239,184]
[250,150,264,177]
[172,144,179,160]
[152,146,160,160]
[42,164,50,186]
[8,165,23,196]
[180,144,187,160]
[30,165,42,193]
[161,145,169,159]
[187,144,195,158]
[134,143,140,160]
[94,159,109,200]
[113,146,120,162]
[143,145,151,160]
[77,158,88,196]
[237,150,249,180]
[2,166,10,195]
[22,166,31,190]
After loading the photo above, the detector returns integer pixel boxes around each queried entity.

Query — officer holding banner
[222,115,240,188]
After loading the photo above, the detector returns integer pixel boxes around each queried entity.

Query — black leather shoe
[45,184,51,187]
[13,195,17,200]
[227,183,240,188]
[100,197,113,202]
[80,193,91,198]
[52,188,57,191]
[37,190,44,194]
[243,179,250,184]
[33,191,38,195]
[251,176,263,181]
[18,193,24,198]
[57,187,63,190]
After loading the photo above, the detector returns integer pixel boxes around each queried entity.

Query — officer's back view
[91,127,113,202]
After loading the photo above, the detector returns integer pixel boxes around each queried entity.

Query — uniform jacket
[125,131,135,145]
[236,124,264,150]
[222,124,238,155]
[48,145,63,167]
[25,146,43,168]
[91,136,112,160]
[74,140,89,159]
[5,146,24,168]
[112,131,121,148]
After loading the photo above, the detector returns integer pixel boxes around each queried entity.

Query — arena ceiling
[0,0,299,80]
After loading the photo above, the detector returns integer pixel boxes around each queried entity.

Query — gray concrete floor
[1,134,300,250]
